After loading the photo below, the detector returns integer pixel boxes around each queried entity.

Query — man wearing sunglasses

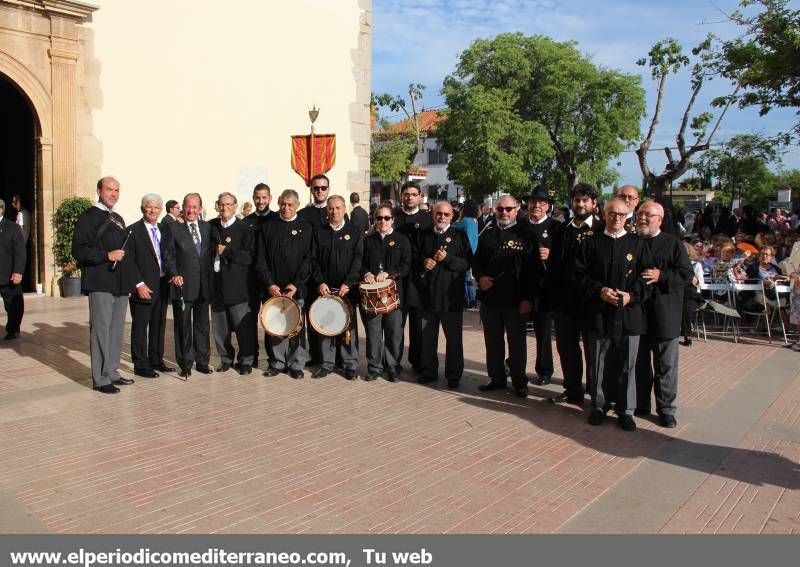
[617,185,640,233]
[394,181,433,372]
[473,195,542,398]
[574,198,653,432]
[298,174,348,366]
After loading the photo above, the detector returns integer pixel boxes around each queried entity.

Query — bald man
[410,201,471,388]
[616,185,640,233]
[634,200,693,428]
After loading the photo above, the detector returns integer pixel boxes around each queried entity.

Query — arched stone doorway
[0,73,40,292]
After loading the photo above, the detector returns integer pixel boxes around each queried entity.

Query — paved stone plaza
[0,296,798,534]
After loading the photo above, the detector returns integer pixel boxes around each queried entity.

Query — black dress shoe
[344,370,357,380]
[237,365,252,375]
[195,365,213,374]
[659,414,677,428]
[634,408,651,417]
[417,375,437,384]
[312,368,330,379]
[113,377,135,385]
[549,392,584,406]
[216,363,232,372]
[387,368,401,381]
[588,409,605,426]
[4,331,20,341]
[179,367,191,379]
[618,414,637,431]
[478,381,505,392]
[263,367,281,377]
[93,384,120,394]
[532,375,552,386]
[155,363,176,372]
[289,369,304,379]
[134,369,159,378]
[447,379,460,390]
[364,373,379,381]
[514,386,528,398]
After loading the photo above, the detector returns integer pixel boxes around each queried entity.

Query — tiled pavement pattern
[0,296,797,533]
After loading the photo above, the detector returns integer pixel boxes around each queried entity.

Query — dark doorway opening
[0,74,37,292]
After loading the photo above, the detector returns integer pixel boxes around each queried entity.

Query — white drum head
[309,296,349,336]
[359,279,394,291]
[261,297,301,337]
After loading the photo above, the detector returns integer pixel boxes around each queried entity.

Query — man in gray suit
[161,193,214,378]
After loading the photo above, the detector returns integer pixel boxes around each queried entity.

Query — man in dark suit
[241,183,277,369]
[161,192,214,378]
[162,200,181,225]
[524,186,557,386]
[209,192,256,375]
[349,192,370,234]
[477,203,494,233]
[635,200,693,428]
[127,194,175,378]
[10,195,31,243]
[574,198,653,431]
[0,199,26,340]
[412,201,471,389]
[71,177,137,393]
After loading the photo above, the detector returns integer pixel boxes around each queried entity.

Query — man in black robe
[310,195,364,380]
[255,189,313,379]
[634,200,693,428]
[394,181,433,372]
[210,192,257,375]
[473,195,541,398]
[411,201,471,389]
[524,186,557,386]
[548,183,602,406]
[575,198,653,431]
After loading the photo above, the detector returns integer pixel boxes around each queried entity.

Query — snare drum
[359,279,399,315]
[259,296,303,338]
[308,294,352,336]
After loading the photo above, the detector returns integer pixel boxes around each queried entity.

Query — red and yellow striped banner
[291,134,336,187]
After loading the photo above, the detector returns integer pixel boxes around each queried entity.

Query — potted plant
[52,196,92,297]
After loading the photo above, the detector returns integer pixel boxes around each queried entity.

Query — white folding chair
[733,281,772,343]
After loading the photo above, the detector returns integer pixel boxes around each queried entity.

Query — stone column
[349,0,372,200]
[48,44,79,202]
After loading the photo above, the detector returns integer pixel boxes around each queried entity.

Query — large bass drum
[308,294,352,336]
[259,296,303,338]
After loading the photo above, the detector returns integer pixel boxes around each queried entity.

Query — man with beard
[634,200,693,428]
[161,193,214,379]
[310,195,364,380]
[394,181,433,372]
[412,201,471,389]
[473,195,540,398]
[549,183,602,406]
[575,198,652,431]
[524,186,557,386]
[209,192,256,375]
[242,183,277,369]
[127,193,175,378]
[256,190,313,379]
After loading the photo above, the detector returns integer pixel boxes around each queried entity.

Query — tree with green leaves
[636,37,741,200]
[692,133,784,206]
[716,0,800,141]
[437,33,645,200]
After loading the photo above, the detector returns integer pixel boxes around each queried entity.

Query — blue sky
[372,0,799,186]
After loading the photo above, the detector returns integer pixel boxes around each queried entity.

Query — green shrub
[52,197,92,277]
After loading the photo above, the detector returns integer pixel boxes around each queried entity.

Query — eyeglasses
[619,194,638,201]
[312,186,329,191]
[375,215,393,221]
[496,206,516,213]
[606,211,628,219]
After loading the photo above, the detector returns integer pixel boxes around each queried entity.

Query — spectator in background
[349,192,370,235]
[453,201,479,310]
